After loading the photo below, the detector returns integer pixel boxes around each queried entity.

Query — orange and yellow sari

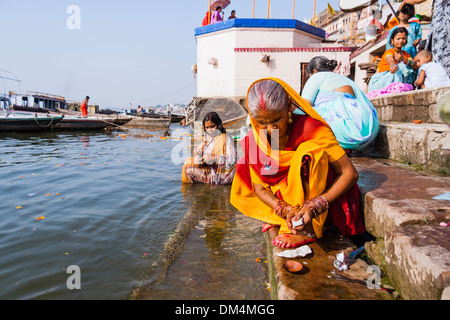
[230,78,364,238]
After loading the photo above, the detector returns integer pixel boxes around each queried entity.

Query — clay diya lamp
[412,120,423,124]
[283,260,303,273]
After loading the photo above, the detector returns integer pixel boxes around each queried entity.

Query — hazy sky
[0,0,341,109]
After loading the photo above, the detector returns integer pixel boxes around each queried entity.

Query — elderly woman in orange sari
[230,78,365,248]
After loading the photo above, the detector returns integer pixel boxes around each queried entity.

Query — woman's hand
[393,51,403,62]
[202,154,216,164]
[286,206,314,234]
[389,64,399,74]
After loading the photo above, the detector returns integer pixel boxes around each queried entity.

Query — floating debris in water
[16,206,23,209]
[36,216,45,220]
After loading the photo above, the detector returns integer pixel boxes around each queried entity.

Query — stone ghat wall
[358,87,450,175]
[369,86,450,124]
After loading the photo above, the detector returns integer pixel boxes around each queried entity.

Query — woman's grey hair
[247,80,289,115]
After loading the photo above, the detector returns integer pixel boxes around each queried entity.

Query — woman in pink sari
[211,6,223,23]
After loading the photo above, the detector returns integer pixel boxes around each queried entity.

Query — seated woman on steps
[368,27,419,95]
[182,111,237,185]
[230,78,365,249]
[301,56,379,150]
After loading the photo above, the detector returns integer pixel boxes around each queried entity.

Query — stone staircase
[354,87,450,300]
[361,87,450,175]
[265,87,450,300]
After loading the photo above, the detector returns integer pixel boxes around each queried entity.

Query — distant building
[315,8,360,44]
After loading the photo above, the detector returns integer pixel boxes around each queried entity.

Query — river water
[0,125,269,300]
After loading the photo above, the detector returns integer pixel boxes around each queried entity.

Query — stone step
[370,86,450,124]
[356,122,450,174]
[384,225,450,300]
[353,156,450,300]
[353,157,450,239]
[266,156,450,300]
[264,226,393,300]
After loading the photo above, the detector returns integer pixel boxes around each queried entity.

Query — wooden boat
[184,97,248,134]
[170,114,185,123]
[124,115,171,129]
[10,91,67,113]
[137,112,185,124]
[0,112,64,132]
[52,115,114,130]
[55,108,132,127]
[9,92,133,129]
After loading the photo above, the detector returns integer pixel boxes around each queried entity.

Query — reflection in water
[131,184,270,300]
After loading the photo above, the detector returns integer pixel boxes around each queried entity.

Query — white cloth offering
[292,217,304,228]
[276,245,312,258]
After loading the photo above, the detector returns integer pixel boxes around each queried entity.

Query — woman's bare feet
[262,223,279,233]
[272,233,317,248]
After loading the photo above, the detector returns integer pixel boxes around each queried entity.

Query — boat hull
[53,117,111,130]
[124,116,171,129]
[0,116,64,132]
[170,114,185,123]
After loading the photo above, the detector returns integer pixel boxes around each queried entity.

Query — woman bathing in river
[182,111,237,184]
[230,78,365,248]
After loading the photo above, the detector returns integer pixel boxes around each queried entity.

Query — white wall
[196,29,237,98]
[197,26,350,99]
[234,50,352,96]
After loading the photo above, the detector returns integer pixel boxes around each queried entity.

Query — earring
[288,112,293,124]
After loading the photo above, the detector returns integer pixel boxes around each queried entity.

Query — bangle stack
[274,200,294,219]
[300,196,329,218]
[274,196,329,219]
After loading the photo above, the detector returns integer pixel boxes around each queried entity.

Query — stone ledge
[262,157,450,300]
[265,226,392,300]
[353,157,450,299]
[354,157,450,238]
[385,225,450,300]
[357,122,450,174]
[370,87,450,124]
